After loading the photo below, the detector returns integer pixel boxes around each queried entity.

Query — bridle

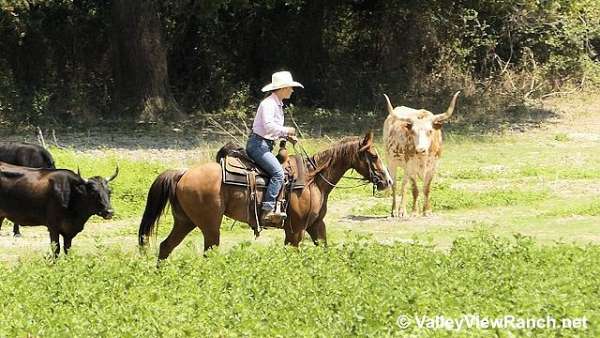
[294,141,384,192]
[361,149,385,195]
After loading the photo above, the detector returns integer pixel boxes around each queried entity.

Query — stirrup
[260,210,286,226]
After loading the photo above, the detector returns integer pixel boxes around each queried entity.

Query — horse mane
[306,136,362,183]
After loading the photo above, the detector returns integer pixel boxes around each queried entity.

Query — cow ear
[52,178,71,209]
[433,121,443,130]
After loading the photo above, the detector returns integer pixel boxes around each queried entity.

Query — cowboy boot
[260,209,286,227]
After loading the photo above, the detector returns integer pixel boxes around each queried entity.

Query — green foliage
[520,166,600,179]
[1,233,599,336]
[545,199,600,217]
[432,183,549,211]
[1,0,599,124]
[352,184,550,216]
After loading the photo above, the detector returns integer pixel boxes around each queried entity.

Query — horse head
[355,131,393,191]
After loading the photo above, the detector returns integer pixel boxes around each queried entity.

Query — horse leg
[410,177,419,217]
[200,226,221,254]
[13,222,21,237]
[158,216,196,260]
[284,227,304,246]
[306,219,326,246]
[198,212,223,254]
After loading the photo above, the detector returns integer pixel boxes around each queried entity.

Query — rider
[246,71,303,225]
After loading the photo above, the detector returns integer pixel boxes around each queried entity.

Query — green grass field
[1,233,599,337]
[0,96,599,336]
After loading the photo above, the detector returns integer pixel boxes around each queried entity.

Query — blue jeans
[246,133,284,211]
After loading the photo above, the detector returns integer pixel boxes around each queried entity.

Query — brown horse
[138,131,392,260]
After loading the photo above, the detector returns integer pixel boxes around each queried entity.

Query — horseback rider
[246,71,303,225]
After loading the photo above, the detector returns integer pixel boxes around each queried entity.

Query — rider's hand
[287,135,298,145]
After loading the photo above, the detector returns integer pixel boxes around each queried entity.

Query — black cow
[0,142,56,237]
[0,162,118,256]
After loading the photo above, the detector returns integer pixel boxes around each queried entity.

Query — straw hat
[261,71,304,92]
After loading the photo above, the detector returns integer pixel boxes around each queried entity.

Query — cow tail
[138,169,186,247]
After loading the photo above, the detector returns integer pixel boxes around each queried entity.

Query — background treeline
[0,0,599,126]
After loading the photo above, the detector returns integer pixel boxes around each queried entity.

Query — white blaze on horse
[382,91,460,218]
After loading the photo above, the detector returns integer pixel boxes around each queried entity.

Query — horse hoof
[13,233,22,238]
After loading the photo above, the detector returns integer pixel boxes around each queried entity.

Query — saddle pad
[222,166,269,188]
[221,156,305,190]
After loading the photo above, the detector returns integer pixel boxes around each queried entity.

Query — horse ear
[360,131,374,151]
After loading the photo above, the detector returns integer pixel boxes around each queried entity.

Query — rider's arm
[256,99,291,139]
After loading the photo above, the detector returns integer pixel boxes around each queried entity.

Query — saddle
[217,141,306,233]
[221,155,305,190]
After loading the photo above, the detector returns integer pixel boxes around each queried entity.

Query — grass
[351,185,550,217]
[1,94,599,336]
[543,198,600,217]
[1,232,599,337]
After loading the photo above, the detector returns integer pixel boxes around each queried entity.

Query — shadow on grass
[344,215,390,221]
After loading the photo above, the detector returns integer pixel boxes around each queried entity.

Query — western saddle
[217,141,306,234]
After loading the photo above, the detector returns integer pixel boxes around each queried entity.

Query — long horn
[384,94,413,124]
[433,91,461,123]
[107,165,119,182]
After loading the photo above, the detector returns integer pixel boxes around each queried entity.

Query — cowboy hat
[261,71,304,92]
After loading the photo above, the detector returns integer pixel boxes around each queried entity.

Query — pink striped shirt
[252,93,289,141]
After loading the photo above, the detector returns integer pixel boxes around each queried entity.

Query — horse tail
[138,169,186,247]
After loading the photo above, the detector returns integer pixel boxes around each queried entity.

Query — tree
[111,0,181,121]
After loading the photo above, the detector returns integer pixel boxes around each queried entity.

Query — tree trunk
[111,0,182,121]
[295,1,327,104]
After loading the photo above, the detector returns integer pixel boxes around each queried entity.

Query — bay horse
[138,131,392,260]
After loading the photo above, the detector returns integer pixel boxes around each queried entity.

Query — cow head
[384,91,460,154]
[78,166,119,219]
[354,131,393,190]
